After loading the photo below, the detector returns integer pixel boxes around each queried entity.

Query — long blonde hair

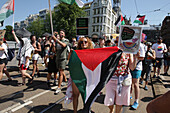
[77,37,93,50]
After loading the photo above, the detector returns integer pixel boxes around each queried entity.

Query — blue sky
[0,0,170,29]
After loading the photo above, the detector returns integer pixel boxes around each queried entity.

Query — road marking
[40,96,66,113]
[11,101,33,112]
[0,86,58,113]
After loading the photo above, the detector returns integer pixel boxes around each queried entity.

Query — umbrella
[42,32,52,37]
[15,28,32,38]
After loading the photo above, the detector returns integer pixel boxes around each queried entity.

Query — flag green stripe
[68,50,87,103]
[0,9,13,22]
[121,20,125,25]
[134,20,142,24]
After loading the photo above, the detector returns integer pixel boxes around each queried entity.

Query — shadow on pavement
[95,94,105,104]
[141,97,153,102]
[0,91,24,104]
[0,80,19,86]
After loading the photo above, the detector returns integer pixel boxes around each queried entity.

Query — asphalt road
[0,59,169,113]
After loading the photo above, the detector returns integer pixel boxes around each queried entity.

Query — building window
[93,17,95,23]
[94,9,96,15]
[104,16,106,23]
[97,17,99,23]
[108,19,110,26]
[100,25,102,31]
[98,8,100,14]
[100,17,103,23]
[93,26,95,32]
[96,26,99,32]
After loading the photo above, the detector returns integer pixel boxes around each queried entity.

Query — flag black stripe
[83,50,123,112]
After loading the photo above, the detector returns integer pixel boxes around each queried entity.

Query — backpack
[4,48,15,61]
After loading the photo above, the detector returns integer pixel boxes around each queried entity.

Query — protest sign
[118,25,142,54]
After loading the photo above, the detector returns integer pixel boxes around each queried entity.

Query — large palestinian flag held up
[68,47,122,112]
[133,15,145,25]
[0,0,14,27]
[114,15,125,27]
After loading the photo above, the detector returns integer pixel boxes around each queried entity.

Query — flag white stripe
[75,0,84,8]
[82,63,101,103]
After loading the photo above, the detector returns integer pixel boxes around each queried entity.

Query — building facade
[84,0,118,38]
[161,16,170,46]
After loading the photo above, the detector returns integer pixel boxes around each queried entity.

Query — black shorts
[156,58,164,68]
[0,58,8,65]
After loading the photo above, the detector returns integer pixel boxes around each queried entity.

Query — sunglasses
[80,41,87,44]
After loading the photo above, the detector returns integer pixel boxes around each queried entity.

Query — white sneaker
[54,88,61,94]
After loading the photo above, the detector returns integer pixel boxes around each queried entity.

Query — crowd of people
[0,29,169,113]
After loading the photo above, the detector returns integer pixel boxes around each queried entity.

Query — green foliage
[53,3,86,40]
[27,18,45,38]
[4,25,15,41]
[27,3,86,40]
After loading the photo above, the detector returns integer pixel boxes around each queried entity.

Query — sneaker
[140,80,143,85]
[144,86,148,90]
[54,88,61,94]
[61,82,67,86]
[153,75,156,78]
[131,101,139,110]
[130,96,132,99]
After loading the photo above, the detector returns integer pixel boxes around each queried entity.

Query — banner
[0,30,6,39]
[118,25,142,54]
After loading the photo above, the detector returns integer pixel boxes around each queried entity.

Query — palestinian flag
[114,15,125,27]
[0,0,14,22]
[133,15,145,25]
[58,0,84,8]
[68,47,122,112]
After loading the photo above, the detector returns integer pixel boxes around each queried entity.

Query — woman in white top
[12,30,34,86]
[0,39,10,80]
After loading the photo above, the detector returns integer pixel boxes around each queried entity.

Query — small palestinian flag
[133,15,145,25]
[115,15,125,27]
[58,0,84,8]
[68,47,122,112]
[0,21,4,27]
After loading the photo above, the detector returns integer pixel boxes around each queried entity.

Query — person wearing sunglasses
[69,36,93,113]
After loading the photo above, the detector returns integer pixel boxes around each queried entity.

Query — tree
[52,3,86,40]
[4,25,15,41]
[27,18,45,38]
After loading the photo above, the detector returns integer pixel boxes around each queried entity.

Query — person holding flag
[104,36,137,113]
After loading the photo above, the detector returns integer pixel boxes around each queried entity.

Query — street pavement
[0,58,169,113]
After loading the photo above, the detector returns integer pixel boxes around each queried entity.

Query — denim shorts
[130,69,142,79]
[164,60,170,66]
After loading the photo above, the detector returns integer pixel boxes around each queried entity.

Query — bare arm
[129,54,137,71]
[12,30,19,43]
[52,35,67,47]
[35,42,41,52]
[0,47,4,51]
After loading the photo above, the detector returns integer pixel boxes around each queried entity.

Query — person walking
[0,38,11,81]
[163,46,170,76]
[104,36,137,113]
[46,39,58,87]
[30,35,41,78]
[12,30,34,85]
[52,30,69,94]
[130,42,145,110]
[140,42,156,90]
[152,37,167,78]
[69,36,94,113]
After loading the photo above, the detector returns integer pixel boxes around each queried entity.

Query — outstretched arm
[12,30,19,43]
